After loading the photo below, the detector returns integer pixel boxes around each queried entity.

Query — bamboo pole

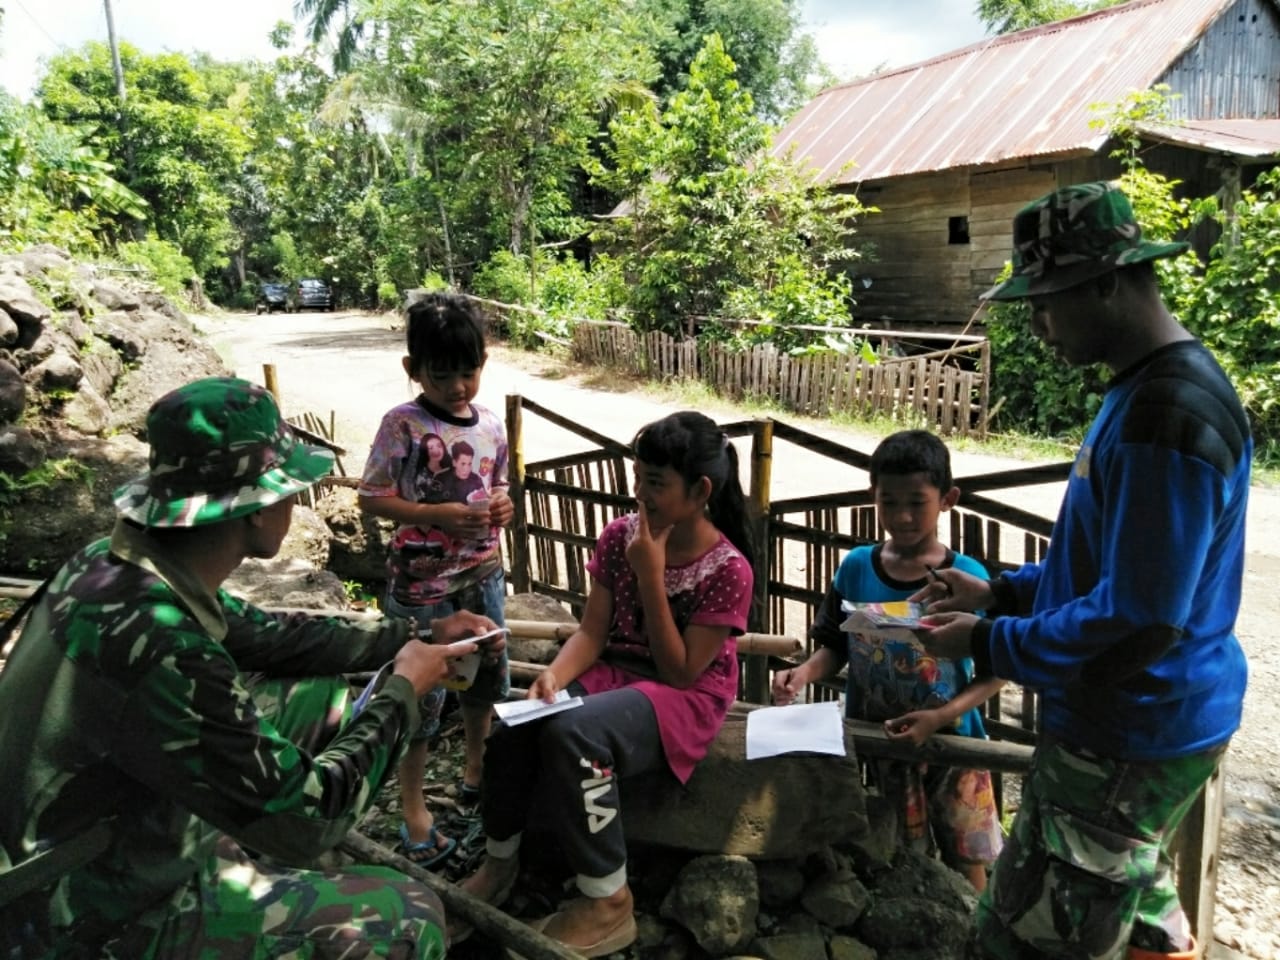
[262,363,280,403]
[506,395,531,594]
[742,419,775,703]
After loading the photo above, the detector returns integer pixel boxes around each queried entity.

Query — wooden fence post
[506,394,531,593]
[262,363,280,403]
[742,418,774,704]
[1174,766,1225,959]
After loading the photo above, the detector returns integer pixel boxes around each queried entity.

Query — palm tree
[294,0,364,72]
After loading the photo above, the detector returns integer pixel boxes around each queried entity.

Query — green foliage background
[2,4,1279,461]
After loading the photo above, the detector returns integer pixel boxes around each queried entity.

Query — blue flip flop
[398,823,457,869]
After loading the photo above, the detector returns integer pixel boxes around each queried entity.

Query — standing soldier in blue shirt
[0,377,498,959]
[918,183,1250,960]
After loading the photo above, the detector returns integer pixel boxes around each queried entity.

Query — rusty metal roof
[771,0,1239,184]
[1138,118,1280,156]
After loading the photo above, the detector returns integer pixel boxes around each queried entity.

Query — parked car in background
[293,278,335,312]
[255,281,290,314]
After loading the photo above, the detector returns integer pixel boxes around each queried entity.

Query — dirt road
[200,310,1279,959]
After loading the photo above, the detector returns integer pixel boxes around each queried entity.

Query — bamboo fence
[570,322,991,438]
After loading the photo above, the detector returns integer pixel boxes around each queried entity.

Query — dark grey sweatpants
[480,685,664,896]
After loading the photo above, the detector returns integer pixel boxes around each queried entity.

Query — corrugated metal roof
[1138,118,1280,155]
[771,0,1238,184]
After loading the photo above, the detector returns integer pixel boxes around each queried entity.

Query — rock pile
[0,244,226,574]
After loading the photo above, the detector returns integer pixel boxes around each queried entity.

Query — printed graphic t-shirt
[359,395,508,604]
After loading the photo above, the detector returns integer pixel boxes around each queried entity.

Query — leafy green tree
[350,0,657,265]
[975,0,1125,33]
[642,0,826,120]
[294,0,365,72]
[37,43,249,276]
[592,34,869,343]
[0,92,146,254]
[1181,169,1280,454]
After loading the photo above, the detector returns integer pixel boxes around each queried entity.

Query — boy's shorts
[383,566,511,742]
[878,758,1004,867]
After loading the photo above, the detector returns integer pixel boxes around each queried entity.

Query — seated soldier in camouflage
[0,376,499,959]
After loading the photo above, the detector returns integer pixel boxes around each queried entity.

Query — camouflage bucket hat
[981,181,1190,301]
[113,377,334,528]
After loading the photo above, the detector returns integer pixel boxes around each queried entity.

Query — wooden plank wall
[851,171,974,327]
[967,166,1058,301]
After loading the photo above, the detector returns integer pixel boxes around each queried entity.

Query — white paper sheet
[745,701,847,760]
[493,689,584,726]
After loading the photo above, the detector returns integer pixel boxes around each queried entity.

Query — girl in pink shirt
[459,411,753,956]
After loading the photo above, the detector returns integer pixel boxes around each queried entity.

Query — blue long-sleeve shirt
[973,340,1250,759]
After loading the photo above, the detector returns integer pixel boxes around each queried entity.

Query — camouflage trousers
[976,735,1224,960]
[102,676,445,960]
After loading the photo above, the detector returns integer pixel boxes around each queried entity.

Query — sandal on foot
[510,911,637,959]
[397,823,457,869]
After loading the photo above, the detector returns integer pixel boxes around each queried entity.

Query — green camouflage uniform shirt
[0,519,419,949]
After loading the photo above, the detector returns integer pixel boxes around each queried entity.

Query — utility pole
[103,0,126,108]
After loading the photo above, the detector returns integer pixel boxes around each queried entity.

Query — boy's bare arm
[884,676,1006,744]
[772,647,841,704]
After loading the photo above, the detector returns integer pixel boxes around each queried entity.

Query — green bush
[376,280,399,309]
[472,250,533,306]
[115,236,197,297]
[1181,167,1280,449]
[471,251,626,348]
[720,254,858,353]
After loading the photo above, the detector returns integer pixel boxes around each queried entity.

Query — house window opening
[948,215,970,245]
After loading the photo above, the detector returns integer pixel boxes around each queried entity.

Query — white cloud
[800,0,990,82]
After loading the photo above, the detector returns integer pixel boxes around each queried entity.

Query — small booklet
[493,689,584,726]
[839,600,931,648]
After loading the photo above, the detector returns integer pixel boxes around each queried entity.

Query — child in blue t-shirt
[772,429,1004,890]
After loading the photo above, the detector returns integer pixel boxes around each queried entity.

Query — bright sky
[0,0,993,102]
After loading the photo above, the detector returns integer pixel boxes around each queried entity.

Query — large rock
[504,591,572,663]
[624,705,869,859]
[0,426,46,475]
[106,312,229,436]
[92,280,142,312]
[63,380,112,436]
[660,855,759,956]
[0,275,52,331]
[224,556,349,611]
[79,337,125,398]
[316,485,393,583]
[0,357,26,425]
[0,308,17,347]
[0,432,147,575]
[27,351,83,392]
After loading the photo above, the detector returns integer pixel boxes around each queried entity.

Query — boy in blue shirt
[773,429,1004,890]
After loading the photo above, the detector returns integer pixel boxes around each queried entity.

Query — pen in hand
[925,564,954,597]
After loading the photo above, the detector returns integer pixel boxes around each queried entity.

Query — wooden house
[771,0,1280,327]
